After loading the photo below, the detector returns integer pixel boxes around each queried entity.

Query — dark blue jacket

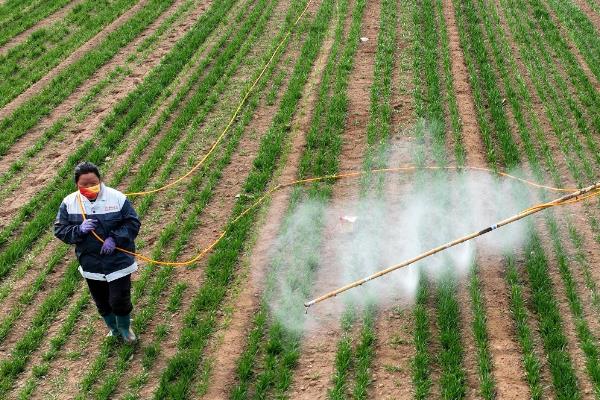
[54,184,141,281]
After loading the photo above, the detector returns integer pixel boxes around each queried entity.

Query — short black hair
[74,161,101,184]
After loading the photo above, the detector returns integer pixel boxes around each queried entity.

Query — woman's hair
[74,162,101,184]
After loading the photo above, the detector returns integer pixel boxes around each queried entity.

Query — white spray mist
[264,170,532,332]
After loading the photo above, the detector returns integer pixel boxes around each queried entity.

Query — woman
[54,162,141,343]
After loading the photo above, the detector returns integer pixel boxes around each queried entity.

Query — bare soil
[441,0,486,169]
[286,0,378,397]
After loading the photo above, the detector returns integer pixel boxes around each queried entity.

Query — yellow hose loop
[124,0,315,197]
[77,169,596,267]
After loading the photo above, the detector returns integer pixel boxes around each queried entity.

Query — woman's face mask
[79,184,100,200]
[77,173,101,200]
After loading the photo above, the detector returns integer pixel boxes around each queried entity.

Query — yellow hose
[77,166,595,267]
[124,0,315,197]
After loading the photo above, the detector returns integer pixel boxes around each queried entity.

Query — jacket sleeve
[54,202,84,244]
[109,199,141,247]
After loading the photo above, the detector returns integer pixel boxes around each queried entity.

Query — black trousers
[86,274,133,316]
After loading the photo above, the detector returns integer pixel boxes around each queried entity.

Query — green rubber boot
[102,313,120,337]
[115,314,137,344]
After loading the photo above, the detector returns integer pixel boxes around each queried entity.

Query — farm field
[0,0,600,398]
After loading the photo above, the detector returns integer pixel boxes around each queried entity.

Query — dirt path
[199,3,340,397]
[0,0,85,56]
[0,0,151,121]
[285,1,378,397]
[442,0,486,169]
[442,0,532,398]
[368,1,417,397]
[0,0,212,228]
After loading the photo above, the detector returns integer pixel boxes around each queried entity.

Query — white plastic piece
[340,215,357,223]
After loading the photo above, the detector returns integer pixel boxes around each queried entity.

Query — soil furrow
[442,0,486,169]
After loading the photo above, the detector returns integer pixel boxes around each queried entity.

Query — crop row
[516,0,600,245]
[0,0,239,273]
[306,2,356,394]
[345,0,401,396]
[410,0,437,396]
[544,0,600,85]
[0,0,55,24]
[150,0,346,397]
[22,0,253,394]
[232,0,371,397]
[410,0,477,398]
[35,0,280,395]
[454,0,576,397]
[362,0,397,188]
[7,0,264,394]
[0,0,230,321]
[329,0,399,397]
[0,0,246,346]
[231,0,348,389]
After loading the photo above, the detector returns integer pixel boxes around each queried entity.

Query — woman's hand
[80,219,97,234]
[100,237,116,255]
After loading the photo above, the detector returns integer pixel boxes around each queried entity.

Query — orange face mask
[79,184,100,200]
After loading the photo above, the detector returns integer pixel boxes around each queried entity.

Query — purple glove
[100,237,116,255]
[80,219,97,234]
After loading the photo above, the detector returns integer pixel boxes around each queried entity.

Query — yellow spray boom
[304,181,600,309]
